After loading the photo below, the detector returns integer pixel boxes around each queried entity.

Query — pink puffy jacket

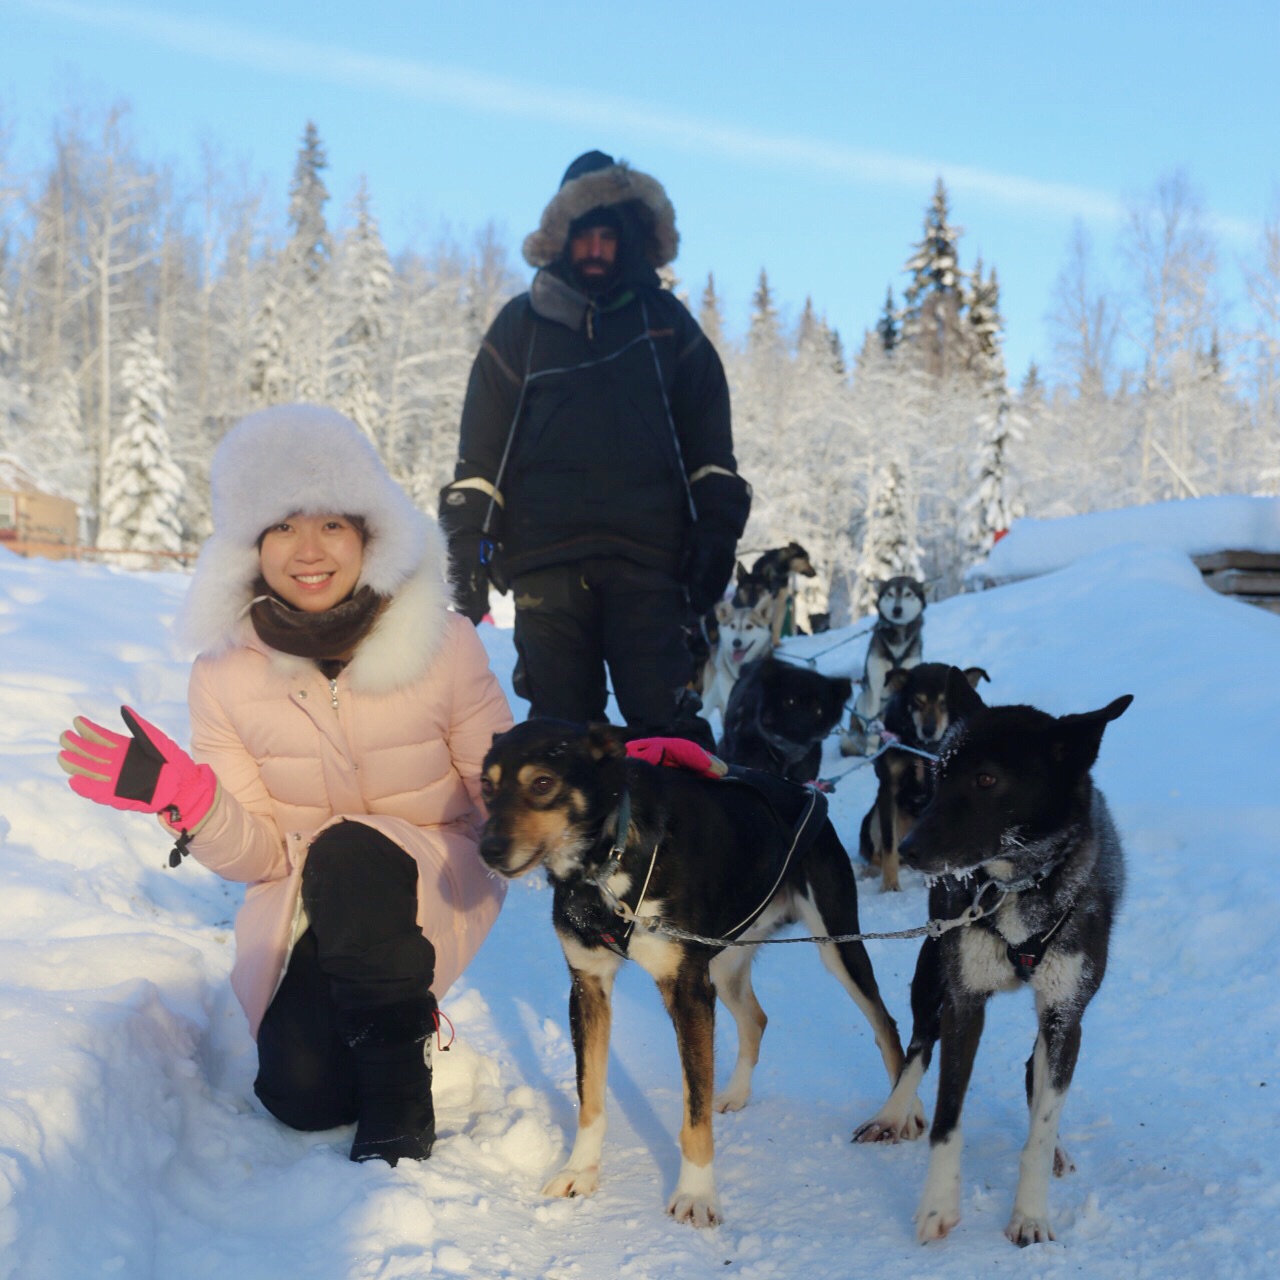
[184,578,511,1038]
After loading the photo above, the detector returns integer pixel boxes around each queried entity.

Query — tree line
[1,110,1276,619]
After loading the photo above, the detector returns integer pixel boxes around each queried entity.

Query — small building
[0,456,80,560]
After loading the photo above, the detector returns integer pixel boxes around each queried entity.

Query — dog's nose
[479,833,510,866]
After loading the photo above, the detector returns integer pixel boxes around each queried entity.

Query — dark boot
[339,996,437,1166]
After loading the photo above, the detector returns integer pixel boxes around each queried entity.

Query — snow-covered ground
[2,520,1279,1278]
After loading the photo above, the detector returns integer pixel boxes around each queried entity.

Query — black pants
[254,821,436,1132]
[511,558,693,730]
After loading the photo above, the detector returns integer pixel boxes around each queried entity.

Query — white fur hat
[178,404,437,652]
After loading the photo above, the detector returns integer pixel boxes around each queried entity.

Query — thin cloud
[22,0,1258,239]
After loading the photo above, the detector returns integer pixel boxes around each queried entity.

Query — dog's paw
[852,1098,926,1144]
[881,874,902,893]
[1053,1144,1076,1177]
[542,1165,599,1199]
[915,1201,960,1243]
[1005,1211,1057,1246]
[667,1190,723,1228]
[713,1086,750,1113]
[839,731,866,758]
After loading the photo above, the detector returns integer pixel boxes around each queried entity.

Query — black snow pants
[510,557,694,732]
[254,821,436,1132]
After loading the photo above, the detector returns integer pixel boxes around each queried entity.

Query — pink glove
[625,737,728,778]
[58,706,218,831]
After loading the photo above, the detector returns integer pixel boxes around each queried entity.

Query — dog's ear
[736,561,750,584]
[944,665,986,717]
[830,676,854,708]
[585,723,628,762]
[885,667,912,696]
[1051,695,1134,773]
[963,666,991,688]
[714,599,735,624]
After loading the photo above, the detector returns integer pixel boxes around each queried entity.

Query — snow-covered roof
[969,495,1280,583]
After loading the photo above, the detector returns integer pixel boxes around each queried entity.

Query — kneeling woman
[59,405,512,1165]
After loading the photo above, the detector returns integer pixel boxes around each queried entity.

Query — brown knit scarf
[248,578,388,677]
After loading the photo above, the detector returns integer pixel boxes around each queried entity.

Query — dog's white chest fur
[958,927,1021,995]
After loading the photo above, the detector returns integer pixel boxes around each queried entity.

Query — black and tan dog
[858,664,990,892]
[733,542,817,645]
[479,719,916,1227]
[854,694,1131,1246]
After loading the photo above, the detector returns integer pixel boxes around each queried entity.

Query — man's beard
[571,258,619,295]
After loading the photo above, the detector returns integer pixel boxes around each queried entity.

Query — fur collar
[201,557,453,696]
[523,160,678,269]
[179,513,454,695]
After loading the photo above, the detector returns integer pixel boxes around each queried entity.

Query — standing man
[440,150,750,734]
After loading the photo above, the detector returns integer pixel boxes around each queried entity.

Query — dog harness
[582,740,828,954]
[1001,903,1074,981]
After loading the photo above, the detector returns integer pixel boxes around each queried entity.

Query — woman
[58,404,512,1166]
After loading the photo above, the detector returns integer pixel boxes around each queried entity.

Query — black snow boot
[339,995,437,1166]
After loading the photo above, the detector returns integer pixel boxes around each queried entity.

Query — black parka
[454,271,742,581]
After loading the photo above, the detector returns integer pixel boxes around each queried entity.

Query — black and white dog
[479,720,911,1227]
[854,694,1132,1246]
[841,577,927,757]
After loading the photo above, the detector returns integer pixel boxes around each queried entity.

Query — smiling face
[258,513,365,612]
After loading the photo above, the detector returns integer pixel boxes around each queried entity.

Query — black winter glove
[681,524,739,615]
[439,479,501,624]
[446,532,490,624]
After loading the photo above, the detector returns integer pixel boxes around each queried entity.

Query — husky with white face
[699,597,774,718]
[841,576,927,756]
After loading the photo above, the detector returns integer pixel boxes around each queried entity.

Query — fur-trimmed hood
[522,159,679,270]
[178,404,452,686]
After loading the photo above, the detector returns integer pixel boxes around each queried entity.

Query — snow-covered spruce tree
[248,276,290,406]
[852,460,924,618]
[732,268,792,550]
[966,257,1006,386]
[876,285,898,355]
[99,329,184,569]
[20,367,88,507]
[281,121,334,402]
[964,395,1026,563]
[0,277,27,446]
[784,299,862,628]
[900,178,970,380]
[698,273,726,355]
[334,178,392,445]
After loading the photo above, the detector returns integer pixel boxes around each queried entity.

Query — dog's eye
[975,772,998,789]
[480,777,495,800]
[529,775,555,796]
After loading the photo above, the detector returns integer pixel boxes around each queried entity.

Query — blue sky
[4,0,1277,385]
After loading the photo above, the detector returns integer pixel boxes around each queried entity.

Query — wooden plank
[1193,550,1280,572]
[1201,568,1280,596]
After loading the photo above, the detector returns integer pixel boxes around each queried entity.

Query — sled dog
[699,598,774,718]
[718,656,852,784]
[854,694,1132,1247]
[733,542,817,645]
[858,663,990,892]
[479,720,912,1227]
[841,576,927,756]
